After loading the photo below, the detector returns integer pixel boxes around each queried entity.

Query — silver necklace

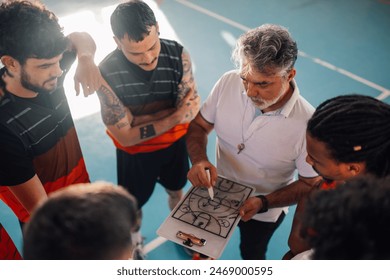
[237,99,253,154]
[237,99,282,154]
[237,143,246,154]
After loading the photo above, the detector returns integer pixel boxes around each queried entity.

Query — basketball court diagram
[171,176,254,239]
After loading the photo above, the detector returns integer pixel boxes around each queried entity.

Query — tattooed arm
[176,48,199,107]
[129,107,176,127]
[96,78,200,147]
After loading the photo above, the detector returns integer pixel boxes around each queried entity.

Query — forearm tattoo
[176,50,197,105]
[140,124,156,139]
[97,85,129,129]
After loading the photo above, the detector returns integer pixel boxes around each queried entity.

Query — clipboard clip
[176,231,206,247]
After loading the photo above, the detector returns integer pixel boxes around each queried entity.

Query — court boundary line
[144,236,168,254]
[175,0,390,101]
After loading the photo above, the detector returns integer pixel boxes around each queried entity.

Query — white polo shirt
[201,70,318,222]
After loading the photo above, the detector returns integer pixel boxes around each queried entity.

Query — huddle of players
[0,0,389,260]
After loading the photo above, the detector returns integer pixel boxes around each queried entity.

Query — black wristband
[256,195,269,213]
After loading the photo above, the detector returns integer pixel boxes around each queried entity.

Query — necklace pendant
[237,143,245,154]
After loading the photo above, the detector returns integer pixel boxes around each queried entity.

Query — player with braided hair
[284,94,390,259]
[307,94,390,179]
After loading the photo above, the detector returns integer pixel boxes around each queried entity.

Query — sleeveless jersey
[99,39,188,154]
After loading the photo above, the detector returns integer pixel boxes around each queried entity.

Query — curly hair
[0,0,68,64]
[303,176,390,259]
[307,94,390,178]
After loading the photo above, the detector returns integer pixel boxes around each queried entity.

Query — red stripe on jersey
[0,157,89,223]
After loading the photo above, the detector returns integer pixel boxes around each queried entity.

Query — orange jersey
[108,123,189,154]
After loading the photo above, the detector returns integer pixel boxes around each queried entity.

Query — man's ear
[113,36,121,50]
[347,162,365,176]
[287,68,296,81]
[1,55,20,73]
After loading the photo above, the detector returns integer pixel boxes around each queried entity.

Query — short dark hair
[23,182,139,260]
[110,0,157,42]
[303,176,390,259]
[307,94,390,178]
[0,0,68,65]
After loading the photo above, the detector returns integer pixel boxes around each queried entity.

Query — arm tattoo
[140,124,156,139]
[176,50,196,104]
[177,80,191,102]
[97,85,128,128]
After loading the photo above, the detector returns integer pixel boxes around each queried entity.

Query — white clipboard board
[157,175,255,259]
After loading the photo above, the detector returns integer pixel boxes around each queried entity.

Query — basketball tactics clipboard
[157,175,255,259]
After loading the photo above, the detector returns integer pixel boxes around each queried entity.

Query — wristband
[256,195,269,213]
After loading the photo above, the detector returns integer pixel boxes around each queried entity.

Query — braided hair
[307,94,390,178]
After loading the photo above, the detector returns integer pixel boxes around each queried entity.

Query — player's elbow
[106,128,137,147]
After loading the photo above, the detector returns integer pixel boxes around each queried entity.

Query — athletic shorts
[116,137,189,208]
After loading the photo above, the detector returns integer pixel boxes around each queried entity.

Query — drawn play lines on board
[171,176,253,238]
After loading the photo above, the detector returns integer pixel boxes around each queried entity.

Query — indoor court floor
[4,0,390,260]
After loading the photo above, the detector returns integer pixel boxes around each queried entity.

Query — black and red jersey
[0,52,90,221]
